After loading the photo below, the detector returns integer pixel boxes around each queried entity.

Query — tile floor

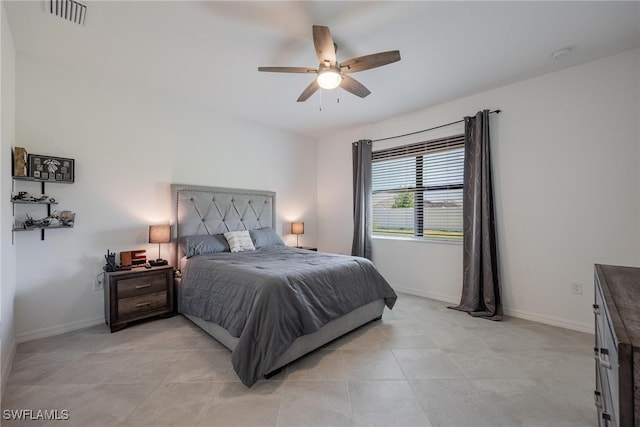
[2,293,597,426]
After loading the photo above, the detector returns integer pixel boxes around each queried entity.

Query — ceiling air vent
[48,0,87,26]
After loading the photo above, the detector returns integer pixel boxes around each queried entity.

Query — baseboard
[16,316,104,344]
[393,285,460,305]
[1,336,17,399]
[393,285,593,334]
[502,307,593,334]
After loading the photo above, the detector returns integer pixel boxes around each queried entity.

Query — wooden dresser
[104,265,174,332]
[594,264,640,427]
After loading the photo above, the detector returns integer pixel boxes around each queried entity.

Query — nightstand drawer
[117,273,168,298]
[118,291,168,318]
[104,265,174,332]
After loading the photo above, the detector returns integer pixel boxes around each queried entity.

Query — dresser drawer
[117,273,168,298]
[601,328,620,423]
[595,361,608,421]
[118,291,168,319]
[595,277,606,346]
[598,361,618,427]
[596,278,621,426]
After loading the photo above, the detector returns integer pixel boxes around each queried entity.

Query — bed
[172,184,397,387]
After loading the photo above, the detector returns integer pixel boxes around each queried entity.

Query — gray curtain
[450,110,502,320]
[351,139,372,259]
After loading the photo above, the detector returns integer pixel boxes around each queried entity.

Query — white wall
[318,49,640,333]
[1,1,17,394]
[13,54,317,341]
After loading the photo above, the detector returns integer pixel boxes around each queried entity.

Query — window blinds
[372,135,465,239]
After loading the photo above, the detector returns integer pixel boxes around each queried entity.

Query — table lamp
[149,224,170,266]
[291,222,304,248]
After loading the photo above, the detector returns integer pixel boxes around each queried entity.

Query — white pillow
[224,230,256,253]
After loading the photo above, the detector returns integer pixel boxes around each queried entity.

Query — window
[372,135,464,240]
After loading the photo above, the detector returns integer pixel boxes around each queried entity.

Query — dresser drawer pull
[592,304,600,315]
[601,412,611,427]
[135,301,152,307]
[598,349,612,369]
[135,284,152,289]
[593,347,599,360]
[593,391,602,408]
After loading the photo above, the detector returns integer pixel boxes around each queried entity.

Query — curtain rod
[370,109,501,143]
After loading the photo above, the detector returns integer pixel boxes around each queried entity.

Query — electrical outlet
[571,282,583,295]
[94,274,104,291]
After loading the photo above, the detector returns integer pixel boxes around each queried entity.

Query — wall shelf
[13,225,74,232]
[12,176,73,184]
[11,200,58,205]
[11,176,74,242]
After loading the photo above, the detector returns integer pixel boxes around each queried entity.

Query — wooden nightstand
[104,264,174,332]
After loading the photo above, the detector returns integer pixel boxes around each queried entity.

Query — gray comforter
[178,246,397,386]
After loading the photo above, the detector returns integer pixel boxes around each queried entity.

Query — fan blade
[340,50,401,73]
[258,66,317,74]
[312,25,336,66]
[340,75,371,98]
[297,79,320,102]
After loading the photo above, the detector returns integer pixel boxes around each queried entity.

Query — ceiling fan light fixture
[317,69,342,90]
[258,25,400,101]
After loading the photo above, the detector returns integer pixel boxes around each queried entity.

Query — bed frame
[171,184,385,376]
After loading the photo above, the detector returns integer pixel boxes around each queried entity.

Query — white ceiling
[4,1,640,139]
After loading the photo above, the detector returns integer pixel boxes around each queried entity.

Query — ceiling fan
[258,25,401,102]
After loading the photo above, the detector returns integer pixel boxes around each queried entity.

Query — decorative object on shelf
[22,213,51,228]
[12,192,34,202]
[59,211,75,226]
[120,249,146,267]
[291,221,304,248]
[12,147,28,177]
[16,210,73,230]
[149,225,170,266]
[28,154,74,182]
[104,249,131,272]
[11,192,56,203]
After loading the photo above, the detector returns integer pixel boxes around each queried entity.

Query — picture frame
[28,154,75,183]
[12,147,28,177]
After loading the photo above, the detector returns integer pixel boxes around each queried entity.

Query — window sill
[372,234,463,245]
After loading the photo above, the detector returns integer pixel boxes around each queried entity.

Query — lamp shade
[291,222,304,235]
[149,225,171,244]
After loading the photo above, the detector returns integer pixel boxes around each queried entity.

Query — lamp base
[149,259,168,267]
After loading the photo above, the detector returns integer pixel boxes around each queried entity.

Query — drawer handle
[602,412,611,427]
[135,284,152,289]
[135,301,152,307]
[594,391,603,408]
[598,349,612,370]
[592,304,600,315]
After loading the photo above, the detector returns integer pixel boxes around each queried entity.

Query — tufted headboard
[171,184,276,267]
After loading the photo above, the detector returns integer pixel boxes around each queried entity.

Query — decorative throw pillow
[249,227,285,249]
[224,230,256,253]
[181,234,230,258]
